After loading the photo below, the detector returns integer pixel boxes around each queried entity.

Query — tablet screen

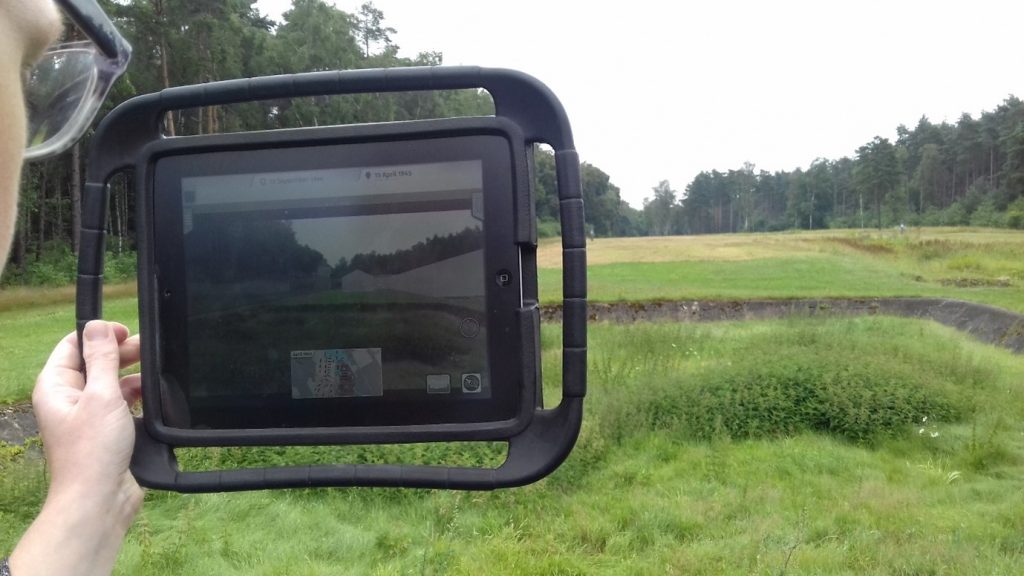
[153,136,520,429]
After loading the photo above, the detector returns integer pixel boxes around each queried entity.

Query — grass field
[4,227,1024,573]
[538,227,1024,312]
[3,318,1024,574]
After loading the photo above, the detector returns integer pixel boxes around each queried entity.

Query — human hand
[33,320,143,503]
[11,320,144,576]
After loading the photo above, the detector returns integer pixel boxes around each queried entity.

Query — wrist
[10,476,142,576]
[44,474,143,533]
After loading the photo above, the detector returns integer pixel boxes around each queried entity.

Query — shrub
[537,219,561,238]
[0,246,77,287]
[683,354,962,443]
[941,203,970,226]
[588,319,981,447]
[970,199,1003,227]
[1,247,138,287]
[104,250,138,282]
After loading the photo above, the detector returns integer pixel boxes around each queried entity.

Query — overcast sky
[292,211,478,264]
[255,0,1024,208]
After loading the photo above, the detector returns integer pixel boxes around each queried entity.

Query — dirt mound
[938,277,1013,288]
[540,298,1024,353]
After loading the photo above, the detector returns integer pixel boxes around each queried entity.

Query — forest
[643,97,1024,236]
[5,0,1024,287]
[3,0,631,286]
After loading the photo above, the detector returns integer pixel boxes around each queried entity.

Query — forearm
[9,476,141,576]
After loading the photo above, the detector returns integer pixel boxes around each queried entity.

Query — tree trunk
[36,168,48,261]
[55,161,64,245]
[71,142,82,255]
[990,146,995,186]
[112,178,120,254]
[875,190,882,229]
[809,189,815,230]
[13,201,27,273]
[155,0,175,136]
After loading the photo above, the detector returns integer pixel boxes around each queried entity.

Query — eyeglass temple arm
[55,0,132,62]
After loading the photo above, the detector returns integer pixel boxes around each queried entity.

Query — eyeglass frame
[24,0,132,161]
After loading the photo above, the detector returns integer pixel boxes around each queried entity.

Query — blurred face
[0,0,62,269]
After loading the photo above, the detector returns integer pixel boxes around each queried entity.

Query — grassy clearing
[4,317,1024,574]
[0,281,136,313]
[0,297,139,403]
[538,227,1024,311]
[3,229,1024,572]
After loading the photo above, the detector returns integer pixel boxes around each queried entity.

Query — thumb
[81,321,122,399]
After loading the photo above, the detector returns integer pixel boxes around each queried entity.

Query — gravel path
[3,297,1021,446]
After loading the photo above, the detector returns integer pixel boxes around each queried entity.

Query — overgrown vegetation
[0,247,136,288]
[586,320,981,446]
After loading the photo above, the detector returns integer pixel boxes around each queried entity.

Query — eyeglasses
[23,0,132,162]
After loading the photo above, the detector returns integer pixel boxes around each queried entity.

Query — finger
[111,322,130,344]
[36,331,86,393]
[119,334,141,369]
[81,321,122,399]
[120,373,142,407]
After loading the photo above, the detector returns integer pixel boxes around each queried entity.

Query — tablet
[149,133,527,432]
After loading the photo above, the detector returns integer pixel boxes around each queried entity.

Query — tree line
[5,0,636,285]
[10,0,1021,287]
[642,96,1024,236]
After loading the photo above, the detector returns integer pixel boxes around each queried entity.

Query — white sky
[292,211,478,264]
[255,0,1024,208]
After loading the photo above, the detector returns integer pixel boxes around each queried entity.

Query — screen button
[459,317,480,338]
[461,373,482,394]
[426,374,451,394]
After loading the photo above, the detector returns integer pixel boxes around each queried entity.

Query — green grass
[0,298,139,403]
[5,228,1024,572]
[538,228,1024,312]
[540,254,1024,312]
[5,317,1024,574]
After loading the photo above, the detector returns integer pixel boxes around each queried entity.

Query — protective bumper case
[77,67,586,492]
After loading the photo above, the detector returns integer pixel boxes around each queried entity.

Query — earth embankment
[541,298,1024,353]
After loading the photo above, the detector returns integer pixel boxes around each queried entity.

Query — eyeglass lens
[24,47,98,150]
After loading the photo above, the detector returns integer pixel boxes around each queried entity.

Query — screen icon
[461,373,482,394]
[459,317,480,338]
[426,374,451,394]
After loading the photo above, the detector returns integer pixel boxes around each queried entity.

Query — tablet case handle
[78,67,586,491]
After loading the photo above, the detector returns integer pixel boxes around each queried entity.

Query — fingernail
[84,321,110,341]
